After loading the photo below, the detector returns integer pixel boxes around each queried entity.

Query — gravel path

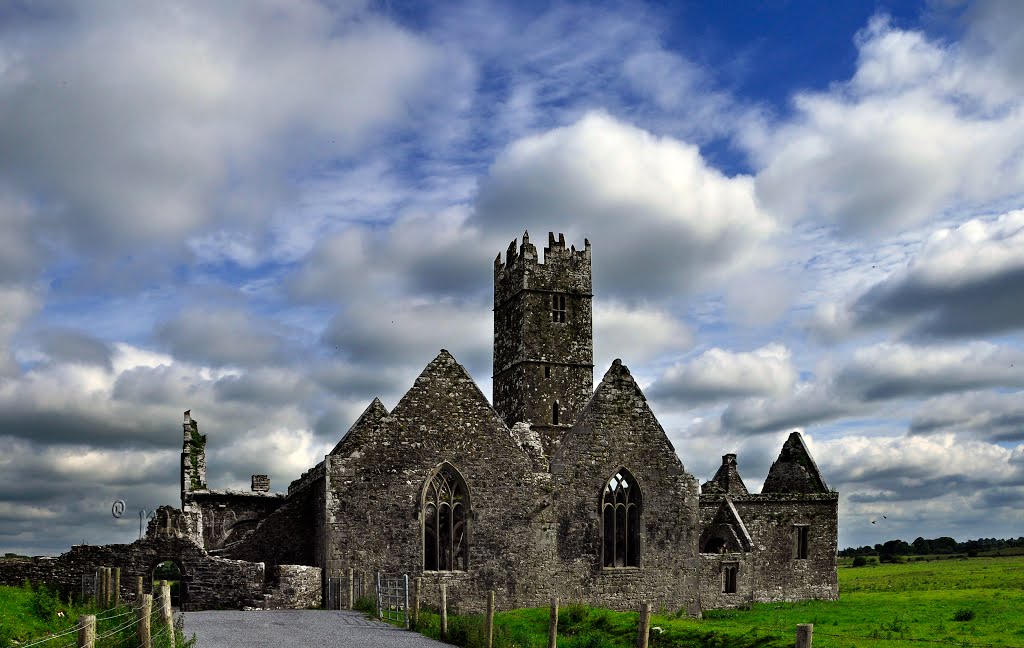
[185,609,455,648]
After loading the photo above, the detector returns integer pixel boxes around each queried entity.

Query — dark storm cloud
[0,407,171,450]
[839,263,1024,340]
[909,391,1024,442]
[321,299,491,376]
[35,329,113,370]
[212,368,314,406]
[155,309,288,368]
[813,212,1024,341]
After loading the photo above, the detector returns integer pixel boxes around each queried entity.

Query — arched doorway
[152,560,185,608]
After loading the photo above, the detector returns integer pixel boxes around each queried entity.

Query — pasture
[412,555,1024,647]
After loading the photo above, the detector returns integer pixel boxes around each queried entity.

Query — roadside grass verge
[406,555,1024,648]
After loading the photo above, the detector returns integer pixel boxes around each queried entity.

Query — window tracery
[423,463,469,571]
[601,468,641,568]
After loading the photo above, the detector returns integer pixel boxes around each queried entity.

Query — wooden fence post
[485,590,495,648]
[796,624,813,648]
[77,614,95,648]
[160,580,175,645]
[94,568,102,608]
[413,577,421,629]
[113,568,120,608]
[375,571,382,619]
[637,602,651,648]
[136,576,144,601]
[439,583,448,641]
[548,597,558,648]
[348,567,354,610]
[102,568,111,608]
[136,593,152,648]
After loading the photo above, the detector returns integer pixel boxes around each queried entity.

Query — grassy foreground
[411,555,1024,648]
[0,581,191,648]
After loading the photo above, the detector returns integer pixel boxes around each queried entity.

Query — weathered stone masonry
[2,232,838,614]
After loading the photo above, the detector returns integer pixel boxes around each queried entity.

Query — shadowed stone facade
[2,233,837,613]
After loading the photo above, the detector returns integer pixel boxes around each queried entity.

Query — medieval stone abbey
[1,233,838,612]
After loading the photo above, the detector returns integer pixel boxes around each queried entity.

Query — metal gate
[326,575,346,610]
[376,572,409,628]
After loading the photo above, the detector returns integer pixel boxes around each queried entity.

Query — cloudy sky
[2,0,1023,555]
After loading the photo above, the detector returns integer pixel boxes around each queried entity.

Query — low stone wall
[263,565,322,610]
[0,521,267,610]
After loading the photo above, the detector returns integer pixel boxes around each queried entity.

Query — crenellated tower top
[494,231,592,308]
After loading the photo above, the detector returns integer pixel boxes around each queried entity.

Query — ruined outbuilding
[2,233,837,612]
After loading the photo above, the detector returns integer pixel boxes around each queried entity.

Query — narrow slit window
[544,365,551,378]
[794,525,809,560]
[722,564,738,594]
[551,294,566,323]
[552,401,560,425]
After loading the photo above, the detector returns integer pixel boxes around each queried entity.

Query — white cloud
[476,111,776,299]
[593,302,692,373]
[720,341,1024,435]
[748,16,1024,236]
[813,210,1024,339]
[0,2,448,263]
[649,344,796,408]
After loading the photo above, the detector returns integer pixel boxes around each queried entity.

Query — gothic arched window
[423,463,470,571]
[601,468,642,568]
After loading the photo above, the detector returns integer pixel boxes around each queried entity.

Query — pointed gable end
[330,397,389,456]
[699,496,753,553]
[701,454,749,497]
[389,349,517,448]
[555,359,683,475]
[762,431,828,494]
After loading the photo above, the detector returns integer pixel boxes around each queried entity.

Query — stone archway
[150,559,187,609]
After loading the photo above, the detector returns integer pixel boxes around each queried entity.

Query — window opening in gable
[794,525,809,560]
[551,294,566,323]
[601,468,642,567]
[423,464,469,571]
[722,563,738,594]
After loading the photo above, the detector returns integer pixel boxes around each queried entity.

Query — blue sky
[1,0,1023,555]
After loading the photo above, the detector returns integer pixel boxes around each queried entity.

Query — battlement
[494,231,591,306]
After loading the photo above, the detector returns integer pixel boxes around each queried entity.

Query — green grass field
[412,555,1024,648]
[0,581,189,648]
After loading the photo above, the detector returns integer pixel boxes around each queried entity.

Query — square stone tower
[493,231,593,454]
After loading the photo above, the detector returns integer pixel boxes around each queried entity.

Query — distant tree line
[840,536,1024,559]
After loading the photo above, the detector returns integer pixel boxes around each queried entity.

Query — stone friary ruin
[0,233,837,612]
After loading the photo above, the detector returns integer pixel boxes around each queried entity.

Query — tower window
[505,308,513,329]
[544,365,551,378]
[551,294,566,323]
[601,468,641,568]
[552,401,560,425]
[722,563,738,594]
[794,525,809,560]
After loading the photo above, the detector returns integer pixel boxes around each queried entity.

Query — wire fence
[16,586,177,648]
